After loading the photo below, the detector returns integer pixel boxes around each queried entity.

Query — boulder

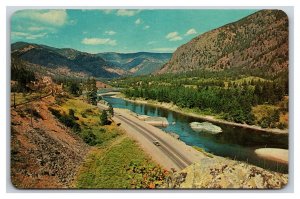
[190,122,222,134]
[144,116,169,127]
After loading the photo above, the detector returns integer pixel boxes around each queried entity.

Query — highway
[113,108,206,171]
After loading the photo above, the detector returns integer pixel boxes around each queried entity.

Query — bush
[25,108,43,119]
[69,109,79,120]
[48,107,61,118]
[48,107,81,132]
[125,161,169,188]
[100,110,109,126]
[277,122,287,129]
[81,130,100,146]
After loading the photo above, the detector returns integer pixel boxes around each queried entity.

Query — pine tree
[100,110,108,126]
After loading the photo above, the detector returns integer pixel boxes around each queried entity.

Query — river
[103,96,288,173]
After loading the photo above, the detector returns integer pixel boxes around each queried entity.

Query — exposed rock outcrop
[163,157,288,189]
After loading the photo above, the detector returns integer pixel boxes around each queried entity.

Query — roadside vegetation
[75,137,169,188]
[46,80,169,188]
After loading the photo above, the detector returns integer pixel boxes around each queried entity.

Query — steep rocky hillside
[11,42,171,78]
[11,96,90,188]
[159,10,288,75]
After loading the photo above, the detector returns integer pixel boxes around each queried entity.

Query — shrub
[48,107,81,132]
[100,110,109,126]
[277,122,287,129]
[48,107,61,118]
[125,161,169,188]
[81,130,100,146]
[69,109,79,120]
[25,108,43,119]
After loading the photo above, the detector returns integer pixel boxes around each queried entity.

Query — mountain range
[11,10,288,79]
[11,42,172,78]
[159,10,288,76]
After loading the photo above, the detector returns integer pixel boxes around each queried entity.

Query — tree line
[118,69,288,128]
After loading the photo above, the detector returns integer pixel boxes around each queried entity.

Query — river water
[103,96,288,173]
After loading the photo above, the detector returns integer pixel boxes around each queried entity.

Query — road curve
[112,108,207,171]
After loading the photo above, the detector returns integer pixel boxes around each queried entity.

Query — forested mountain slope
[11,42,171,78]
[159,10,288,76]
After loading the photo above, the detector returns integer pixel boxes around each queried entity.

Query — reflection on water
[104,96,288,173]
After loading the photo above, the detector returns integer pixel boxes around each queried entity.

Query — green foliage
[252,105,283,128]
[11,58,36,92]
[48,107,61,118]
[75,138,168,188]
[81,130,100,146]
[108,104,114,117]
[68,109,75,118]
[48,107,81,133]
[125,161,169,188]
[100,110,109,126]
[85,78,98,105]
[114,69,288,128]
[68,81,82,96]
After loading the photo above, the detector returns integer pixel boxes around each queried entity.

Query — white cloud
[147,41,156,45]
[16,10,68,26]
[135,18,142,25]
[105,30,116,35]
[27,26,46,32]
[81,38,117,46]
[166,32,182,41]
[143,25,150,30]
[12,31,47,40]
[151,47,176,52]
[184,28,197,36]
[26,33,47,40]
[116,9,141,17]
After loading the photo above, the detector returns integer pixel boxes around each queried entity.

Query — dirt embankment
[11,95,90,188]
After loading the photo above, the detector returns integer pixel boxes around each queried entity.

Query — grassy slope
[75,137,161,188]
[54,97,167,188]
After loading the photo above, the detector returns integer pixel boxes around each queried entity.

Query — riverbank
[113,108,288,188]
[111,93,288,135]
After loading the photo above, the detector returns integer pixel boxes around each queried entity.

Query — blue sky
[11,9,257,53]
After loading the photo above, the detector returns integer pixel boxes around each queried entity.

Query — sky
[11,9,257,53]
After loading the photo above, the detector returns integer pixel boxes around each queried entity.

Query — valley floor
[113,93,288,135]
[10,92,288,189]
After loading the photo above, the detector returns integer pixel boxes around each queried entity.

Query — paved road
[113,108,206,171]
